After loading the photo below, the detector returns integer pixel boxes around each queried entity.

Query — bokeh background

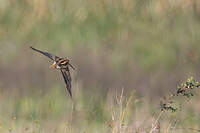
[0,0,200,132]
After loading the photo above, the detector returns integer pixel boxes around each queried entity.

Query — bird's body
[50,58,69,69]
[30,46,75,98]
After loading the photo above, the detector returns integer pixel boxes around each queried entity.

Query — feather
[69,63,75,70]
[60,68,72,98]
[30,46,59,61]
[30,46,74,98]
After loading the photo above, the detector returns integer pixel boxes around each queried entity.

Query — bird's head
[49,64,56,69]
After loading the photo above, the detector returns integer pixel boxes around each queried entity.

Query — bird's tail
[69,63,75,70]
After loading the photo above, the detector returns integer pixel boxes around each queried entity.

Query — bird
[30,46,75,98]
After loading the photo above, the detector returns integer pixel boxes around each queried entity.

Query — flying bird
[30,46,75,98]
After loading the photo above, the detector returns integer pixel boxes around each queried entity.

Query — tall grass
[0,79,200,133]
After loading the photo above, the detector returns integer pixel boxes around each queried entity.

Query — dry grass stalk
[149,112,163,133]
[109,88,133,133]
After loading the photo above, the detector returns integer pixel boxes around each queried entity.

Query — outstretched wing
[60,68,72,98]
[30,46,59,61]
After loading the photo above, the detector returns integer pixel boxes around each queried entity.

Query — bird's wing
[60,68,72,98]
[30,46,59,61]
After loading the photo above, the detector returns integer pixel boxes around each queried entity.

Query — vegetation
[0,0,200,132]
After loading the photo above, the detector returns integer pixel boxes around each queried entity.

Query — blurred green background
[0,0,200,132]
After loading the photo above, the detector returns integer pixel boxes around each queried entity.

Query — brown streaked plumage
[30,46,75,98]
